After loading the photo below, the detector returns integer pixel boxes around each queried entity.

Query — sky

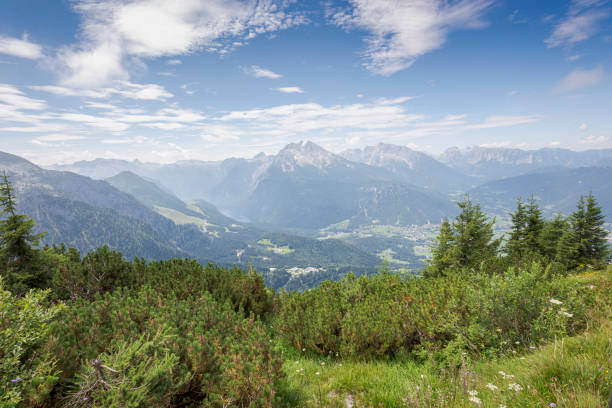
[0,0,611,165]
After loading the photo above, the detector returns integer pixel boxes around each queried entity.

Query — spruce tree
[424,218,454,277]
[452,195,500,270]
[525,195,544,255]
[583,192,608,265]
[505,197,527,259]
[557,193,609,269]
[0,172,47,293]
[539,213,567,261]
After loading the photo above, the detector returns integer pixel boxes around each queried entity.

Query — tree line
[425,193,609,278]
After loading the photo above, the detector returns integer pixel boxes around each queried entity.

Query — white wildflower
[508,383,523,392]
[315,372,320,376]
[468,390,478,396]
[420,374,425,379]
[486,383,499,391]
[468,395,482,405]
[499,405,507,408]
[549,298,563,305]
[561,311,573,318]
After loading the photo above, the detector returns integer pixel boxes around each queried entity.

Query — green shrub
[275,263,606,361]
[0,277,64,407]
[45,286,282,407]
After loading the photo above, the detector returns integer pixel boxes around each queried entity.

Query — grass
[277,324,611,407]
[276,269,612,407]
[154,206,209,230]
[257,239,295,255]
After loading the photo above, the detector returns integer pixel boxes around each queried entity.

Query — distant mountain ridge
[340,142,475,192]
[440,146,612,180]
[51,141,456,229]
[470,166,612,220]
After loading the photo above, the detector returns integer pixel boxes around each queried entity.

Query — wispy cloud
[273,87,304,94]
[55,0,305,87]
[30,81,173,101]
[0,34,43,59]
[546,0,610,48]
[243,65,282,79]
[0,84,47,110]
[555,65,605,92]
[330,0,493,75]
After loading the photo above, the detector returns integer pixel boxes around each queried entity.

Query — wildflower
[83,397,88,401]
[496,328,502,332]
[550,403,556,407]
[338,363,342,367]
[515,341,520,344]
[508,383,523,392]
[529,346,535,349]
[486,383,499,391]
[321,362,325,366]
[10,377,22,383]
[302,348,306,352]
[549,298,562,305]
[560,311,573,318]
[468,395,482,405]
[420,374,425,379]
[499,405,507,408]
[315,372,320,376]
[468,390,478,396]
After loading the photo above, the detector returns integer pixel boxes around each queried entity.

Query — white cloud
[167,59,182,65]
[546,0,610,48]
[34,134,86,142]
[56,0,304,87]
[244,65,282,79]
[0,34,43,59]
[578,134,610,147]
[0,84,47,110]
[31,134,86,146]
[555,65,605,92]
[274,86,304,93]
[579,122,588,130]
[331,0,493,75]
[30,81,173,101]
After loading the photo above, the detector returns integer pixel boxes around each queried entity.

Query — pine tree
[0,172,47,293]
[424,218,454,277]
[505,197,527,259]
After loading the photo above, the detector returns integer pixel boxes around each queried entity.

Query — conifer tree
[453,196,500,270]
[539,213,567,260]
[557,193,609,269]
[427,196,500,276]
[424,218,454,277]
[525,195,544,255]
[583,192,608,265]
[0,172,47,293]
[505,197,527,259]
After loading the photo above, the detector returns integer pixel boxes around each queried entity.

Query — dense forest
[1,172,611,407]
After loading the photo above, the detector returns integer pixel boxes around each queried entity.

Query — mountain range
[3,141,611,289]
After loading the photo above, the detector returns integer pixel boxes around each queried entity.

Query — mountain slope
[242,142,455,228]
[469,167,612,219]
[341,143,474,192]
[2,152,382,289]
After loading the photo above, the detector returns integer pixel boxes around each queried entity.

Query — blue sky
[0,0,611,165]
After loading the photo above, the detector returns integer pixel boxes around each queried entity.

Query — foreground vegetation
[1,173,611,407]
